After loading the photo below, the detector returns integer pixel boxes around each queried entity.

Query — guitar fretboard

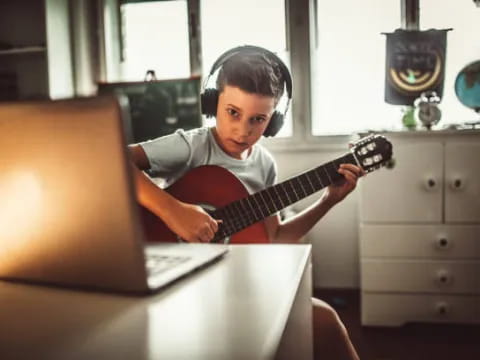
[211,152,357,242]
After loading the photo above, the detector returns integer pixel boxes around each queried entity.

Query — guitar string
[216,173,330,239]
[216,164,339,238]
[214,154,358,240]
[232,141,394,238]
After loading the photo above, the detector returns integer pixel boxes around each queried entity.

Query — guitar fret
[269,189,281,213]
[281,183,293,205]
[246,197,263,224]
[260,193,271,216]
[221,206,237,237]
[302,174,315,195]
[314,169,326,189]
[229,202,239,220]
[228,206,243,230]
[222,218,233,237]
[258,191,272,215]
[345,153,357,166]
[273,186,285,209]
[249,196,265,220]
[264,188,278,213]
[234,201,248,230]
[225,204,239,231]
[238,199,250,226]
[212,208,226,233]
[289,180,300,201]
[332,159,339,171]
[313,169,325,188]
[305,172,316,192]
[282,186,291,206]
[322,166,332,183]
[296,176,308,197]
[328,161,343,183]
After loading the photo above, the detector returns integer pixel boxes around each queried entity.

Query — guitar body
[139,134,393,244]
[140,165,270,244]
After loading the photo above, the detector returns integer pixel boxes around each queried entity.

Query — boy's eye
[252,116,266,123]
[227,108,239,117]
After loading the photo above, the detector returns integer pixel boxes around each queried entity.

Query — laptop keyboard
[145,254,191,276]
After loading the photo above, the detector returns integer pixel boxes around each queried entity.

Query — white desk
[0,244,312,360]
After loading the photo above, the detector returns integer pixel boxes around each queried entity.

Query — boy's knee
[311,297,347,335]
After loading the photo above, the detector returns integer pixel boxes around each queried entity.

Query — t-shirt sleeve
[265,154,278,188]
[139,129,192,176]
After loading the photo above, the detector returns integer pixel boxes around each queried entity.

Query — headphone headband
[201,45,292,137]
[207,45,293,101]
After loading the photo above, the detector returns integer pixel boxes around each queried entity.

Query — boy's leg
[311,297,360,360]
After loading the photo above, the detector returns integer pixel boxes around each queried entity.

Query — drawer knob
[450,178,465,191]
[436,237,450,250]
[435,302,450,316]
[436,269,452,285]
[424,178,438,191]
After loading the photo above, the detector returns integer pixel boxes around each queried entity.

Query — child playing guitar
[129,45,365,360]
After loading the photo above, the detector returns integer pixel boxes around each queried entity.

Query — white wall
[269,146,361,289]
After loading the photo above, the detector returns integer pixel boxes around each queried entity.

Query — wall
[268,146,361,289]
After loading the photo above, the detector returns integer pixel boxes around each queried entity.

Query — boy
[129,46,361,359]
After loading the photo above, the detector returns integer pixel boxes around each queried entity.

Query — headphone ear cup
[263,111,284,137]
[201,88,219,118]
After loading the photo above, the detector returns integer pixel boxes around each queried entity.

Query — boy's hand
[323,164,365,205]
[165,201,222,243]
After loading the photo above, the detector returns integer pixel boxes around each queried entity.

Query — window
[200,0,291,136]
[311,0,480,136]
[105,0,480,139]
[421,0,480,125]
[311,0,401,135]
[120,0,190,81]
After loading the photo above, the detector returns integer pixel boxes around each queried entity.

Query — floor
[313,289,480,360]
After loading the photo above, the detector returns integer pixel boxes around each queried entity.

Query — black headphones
[200,45,293,137]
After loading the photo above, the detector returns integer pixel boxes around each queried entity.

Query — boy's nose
[236,119,253,137]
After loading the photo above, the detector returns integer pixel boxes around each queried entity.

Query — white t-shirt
[139,127,278,194]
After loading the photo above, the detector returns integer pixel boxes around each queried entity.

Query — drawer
[361,260,480,294]
[359,141,443,223]
[361,292,480,326]
[360,225,480,259]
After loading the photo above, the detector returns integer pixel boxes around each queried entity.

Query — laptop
[0,95,228,293]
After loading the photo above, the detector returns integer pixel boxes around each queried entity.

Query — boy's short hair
[215,52,286,105]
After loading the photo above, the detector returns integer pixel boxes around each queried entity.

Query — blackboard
[98,77,202,143]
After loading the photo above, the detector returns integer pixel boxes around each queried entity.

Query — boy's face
[214,85,276,160]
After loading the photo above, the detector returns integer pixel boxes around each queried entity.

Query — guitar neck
[212,152,358,242]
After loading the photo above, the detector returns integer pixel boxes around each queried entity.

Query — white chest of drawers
[359,130,480,326]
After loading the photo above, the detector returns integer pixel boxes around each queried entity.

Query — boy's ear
[201,89,219,118]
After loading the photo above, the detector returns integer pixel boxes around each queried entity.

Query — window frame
[189,0,351,150]
[102,0,353,151]
[260,0,352,152]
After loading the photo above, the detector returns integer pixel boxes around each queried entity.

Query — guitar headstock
[351,134,393,173]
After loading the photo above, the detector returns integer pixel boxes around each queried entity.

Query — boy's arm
[265,164,364,244]
[129,145,220,243]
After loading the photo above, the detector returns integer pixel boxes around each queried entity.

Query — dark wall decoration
[384,29,451,105]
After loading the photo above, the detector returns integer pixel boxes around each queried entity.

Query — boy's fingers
[210,221,219,233]
[340,164,364,177]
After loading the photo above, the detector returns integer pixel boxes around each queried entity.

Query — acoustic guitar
[141,134,393,244]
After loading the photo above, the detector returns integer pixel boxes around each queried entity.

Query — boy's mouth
[230,139,248,147]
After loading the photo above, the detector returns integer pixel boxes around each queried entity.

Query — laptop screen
[0,96,149,291]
